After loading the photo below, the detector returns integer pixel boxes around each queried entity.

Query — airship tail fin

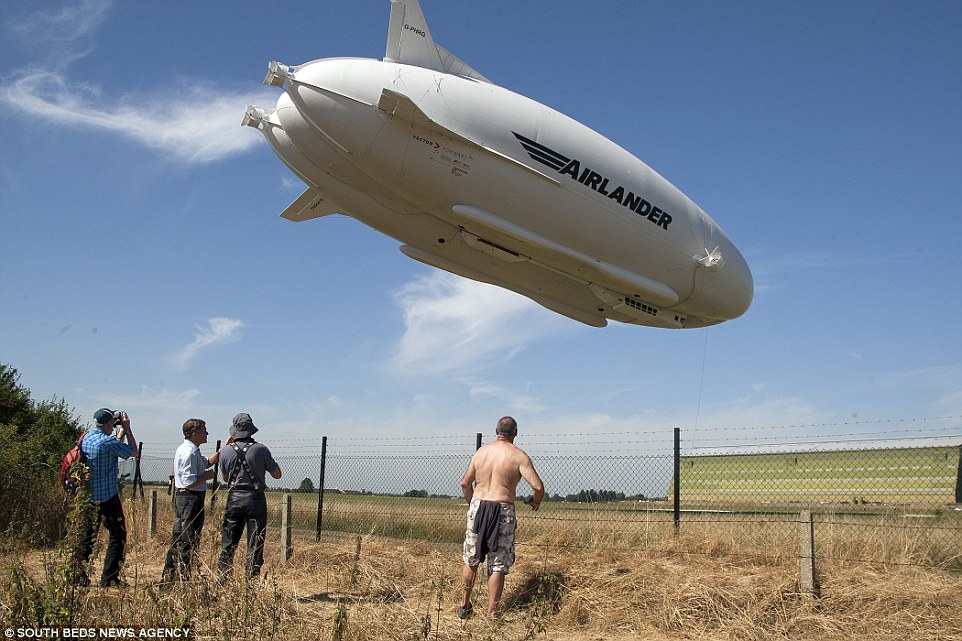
[279,187,342,222]
[384,0,490,83]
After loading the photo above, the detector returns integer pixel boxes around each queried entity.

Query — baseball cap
[94,408,119,425]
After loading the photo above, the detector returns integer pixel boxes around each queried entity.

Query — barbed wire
[136,416,961,451]
[685,415,960,434]
[682,426,956,440]
[687,432,962,452]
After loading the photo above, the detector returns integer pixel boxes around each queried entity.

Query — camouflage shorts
[462,498,516,574]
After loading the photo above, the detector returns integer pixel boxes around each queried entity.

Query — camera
[112,411,127,437]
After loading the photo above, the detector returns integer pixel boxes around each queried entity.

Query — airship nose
[709,240,754,321]
[727,248,754,319]
[686,212,753,322]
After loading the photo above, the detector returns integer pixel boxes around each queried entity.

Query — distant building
[323,488,365,495]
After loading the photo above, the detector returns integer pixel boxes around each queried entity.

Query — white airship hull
[244,2,753,329]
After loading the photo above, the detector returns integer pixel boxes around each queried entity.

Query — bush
[0,364,84,545]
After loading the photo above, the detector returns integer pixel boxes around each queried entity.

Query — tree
[0,363,84,543]
[298,477,316,493]
[565,488,628,503]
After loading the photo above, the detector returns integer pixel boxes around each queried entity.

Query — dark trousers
[76,493,127,586]
[161,490,206,580]
[218,490,268,578]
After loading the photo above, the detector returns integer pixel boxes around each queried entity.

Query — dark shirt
[219,439,279,488]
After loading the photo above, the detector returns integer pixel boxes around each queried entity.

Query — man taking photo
[73,407,137,587]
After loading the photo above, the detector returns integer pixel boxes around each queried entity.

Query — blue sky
[1,0,960,455]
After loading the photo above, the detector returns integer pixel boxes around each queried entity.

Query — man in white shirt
[160,418,232,583]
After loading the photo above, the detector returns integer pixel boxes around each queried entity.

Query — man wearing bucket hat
[217,412,282,579]
[73,408,138,587]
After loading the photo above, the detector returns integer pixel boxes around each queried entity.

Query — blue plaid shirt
[81,428,135,503]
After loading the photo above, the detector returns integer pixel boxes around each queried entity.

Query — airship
[243,0,752,329]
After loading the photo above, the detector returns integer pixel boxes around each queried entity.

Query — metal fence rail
[126,425,962,570]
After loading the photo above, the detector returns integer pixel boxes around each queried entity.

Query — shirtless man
[458,416,545,620]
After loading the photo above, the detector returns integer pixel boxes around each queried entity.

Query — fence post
[134,442,145,499]
[673,427,681,534]
[799,510,818,598]
[282,493,293,563]
[476,433,482,450]
[315,436,327,542]
[955,445,962,503]
[148,489,158,536]
[209,439,222,510]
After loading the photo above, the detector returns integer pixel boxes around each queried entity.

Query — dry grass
[1,499,960,641]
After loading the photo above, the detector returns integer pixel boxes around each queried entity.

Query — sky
[1,0,960,461]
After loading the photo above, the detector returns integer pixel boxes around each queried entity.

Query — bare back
[462,439,543,505]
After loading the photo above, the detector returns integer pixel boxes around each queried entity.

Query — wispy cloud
[0,0,272,163]
[7,0,112,65]
[97,386,202,416]
[459,376,547,413]
[85,386,204,441]
[875,365,962,415]
[172,317,245,371]
[387,272,569,375]
[748,247,918,294]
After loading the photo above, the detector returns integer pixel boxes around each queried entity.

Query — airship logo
[513,132,672,231]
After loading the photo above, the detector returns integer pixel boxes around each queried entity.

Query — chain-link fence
[126,424,962,571]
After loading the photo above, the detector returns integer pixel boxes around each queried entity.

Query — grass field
[130,485,962,571]
[3,490,961,641]
[673,445,961,504]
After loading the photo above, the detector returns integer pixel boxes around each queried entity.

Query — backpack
[60,432,89,495]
